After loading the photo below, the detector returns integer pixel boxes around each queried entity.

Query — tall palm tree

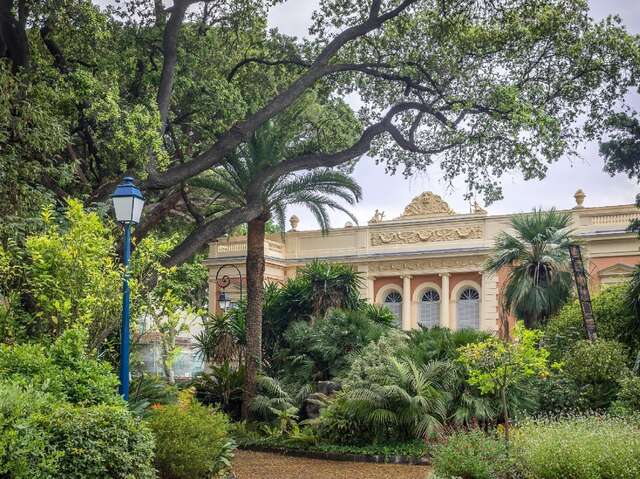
[203,122,362,419]
[485,208,574,330]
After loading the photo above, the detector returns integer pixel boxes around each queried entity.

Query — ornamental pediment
[371,224,483,246]
[401,192,455,218]
[598,263,636,277]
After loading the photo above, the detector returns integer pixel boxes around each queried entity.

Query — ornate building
[205,191,640,333]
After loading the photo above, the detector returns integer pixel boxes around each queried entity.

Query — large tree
[1,0,639,266]
[204,119,361,419]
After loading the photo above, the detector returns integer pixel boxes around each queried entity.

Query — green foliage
[296,260,364,316]
[600,112,640,181]
[276,308,389,386]
[485,209,573,329]
[0,383,155,479]
[0,200,121,346]
[336,357,453,441]
[0,327,119,405]
[544,283,640,360]
[512,416,640,479]
[431,430,509,479]
[192,361,245,419]
[146,391,235,479]
[460,325,549,397]
[401,326,491,364]
[612,376,640,413]
[562,340,629,409]
[193,312,246,364]
[459,324,549,441]
[36,403,156,479]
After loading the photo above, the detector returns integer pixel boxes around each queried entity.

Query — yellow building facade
[205,191,640,333]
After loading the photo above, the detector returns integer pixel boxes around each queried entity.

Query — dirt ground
[232,450,431,479]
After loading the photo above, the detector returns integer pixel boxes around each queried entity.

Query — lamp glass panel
[131,197,145,224]
[112,196,134,223]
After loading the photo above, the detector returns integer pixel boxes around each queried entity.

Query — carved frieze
[371,225,482,246]
[368,256,486,273]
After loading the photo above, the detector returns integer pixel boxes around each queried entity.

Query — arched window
[384,291,402,326]
[419,289,440,328]
[457,287,480,330]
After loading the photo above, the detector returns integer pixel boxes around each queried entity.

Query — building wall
[204,192,640,335]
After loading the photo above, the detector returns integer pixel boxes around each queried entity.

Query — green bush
[512,416,640,479]
[277,308,389,385]
[0,327,119,405]
[430,430,509,479]
[544,284,640,360]
[146,392,235,479]
[562,340,629,409]
[0,383,155,479]
[612,376,640,413]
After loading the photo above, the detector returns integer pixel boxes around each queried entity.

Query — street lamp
[111,177,145,400]
[215,264,242,312]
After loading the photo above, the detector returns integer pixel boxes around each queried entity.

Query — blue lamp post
[111,177,145,400]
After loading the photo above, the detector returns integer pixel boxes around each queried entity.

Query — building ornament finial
[401,192,455,217]
[369,209,386,223]
[574,189,586,209]
[289,214,300,231]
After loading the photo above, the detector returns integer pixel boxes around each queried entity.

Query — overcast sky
[267,0,640,228]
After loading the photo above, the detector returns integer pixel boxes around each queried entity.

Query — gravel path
[232,450,431,479]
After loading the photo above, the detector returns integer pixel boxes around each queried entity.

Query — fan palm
[202,122,362,419]
[485,209,574,330]
[346,357,453,440]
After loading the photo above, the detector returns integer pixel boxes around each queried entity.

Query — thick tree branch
[227,57,311,81]
[145,0,419,191]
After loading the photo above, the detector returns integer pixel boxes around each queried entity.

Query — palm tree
[202,122,362,419]
[485,208,574,330]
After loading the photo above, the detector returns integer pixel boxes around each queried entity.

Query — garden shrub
[0,383,155,479]
[277,308,389,386]
[37,403,156,479]
[146,390,235,479]
[512,415,640,479]
[430,430,509,479]
[562,339,629,409]
[544,284,640,360]
[0,327,119,405]
[612,376,640,413]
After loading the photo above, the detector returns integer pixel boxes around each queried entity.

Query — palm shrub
[201,121,362,418]
[191,361,245,419]
[486,208,574,329]
[296,260,364,319]
[276,308,389,386]
[342,357,453,441]
[193,311,246,366]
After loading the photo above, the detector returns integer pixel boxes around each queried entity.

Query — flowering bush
[512,415,640,479]
[430,430,510,479]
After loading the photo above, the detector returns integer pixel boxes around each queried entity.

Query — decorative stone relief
[401,192,455,217]
[368,256,486,273]
[371,225,482,246]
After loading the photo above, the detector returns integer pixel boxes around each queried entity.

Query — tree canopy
[2,0,639,265]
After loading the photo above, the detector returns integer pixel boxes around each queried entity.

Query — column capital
[439,272,451,278]
[400,274,413,280]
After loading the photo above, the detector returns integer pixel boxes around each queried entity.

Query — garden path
[232,450,430,479]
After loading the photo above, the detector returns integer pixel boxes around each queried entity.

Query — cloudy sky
[267,0,640,228]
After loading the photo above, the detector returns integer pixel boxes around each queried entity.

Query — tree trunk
[501,386,510,448]
[241,213,268,419]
